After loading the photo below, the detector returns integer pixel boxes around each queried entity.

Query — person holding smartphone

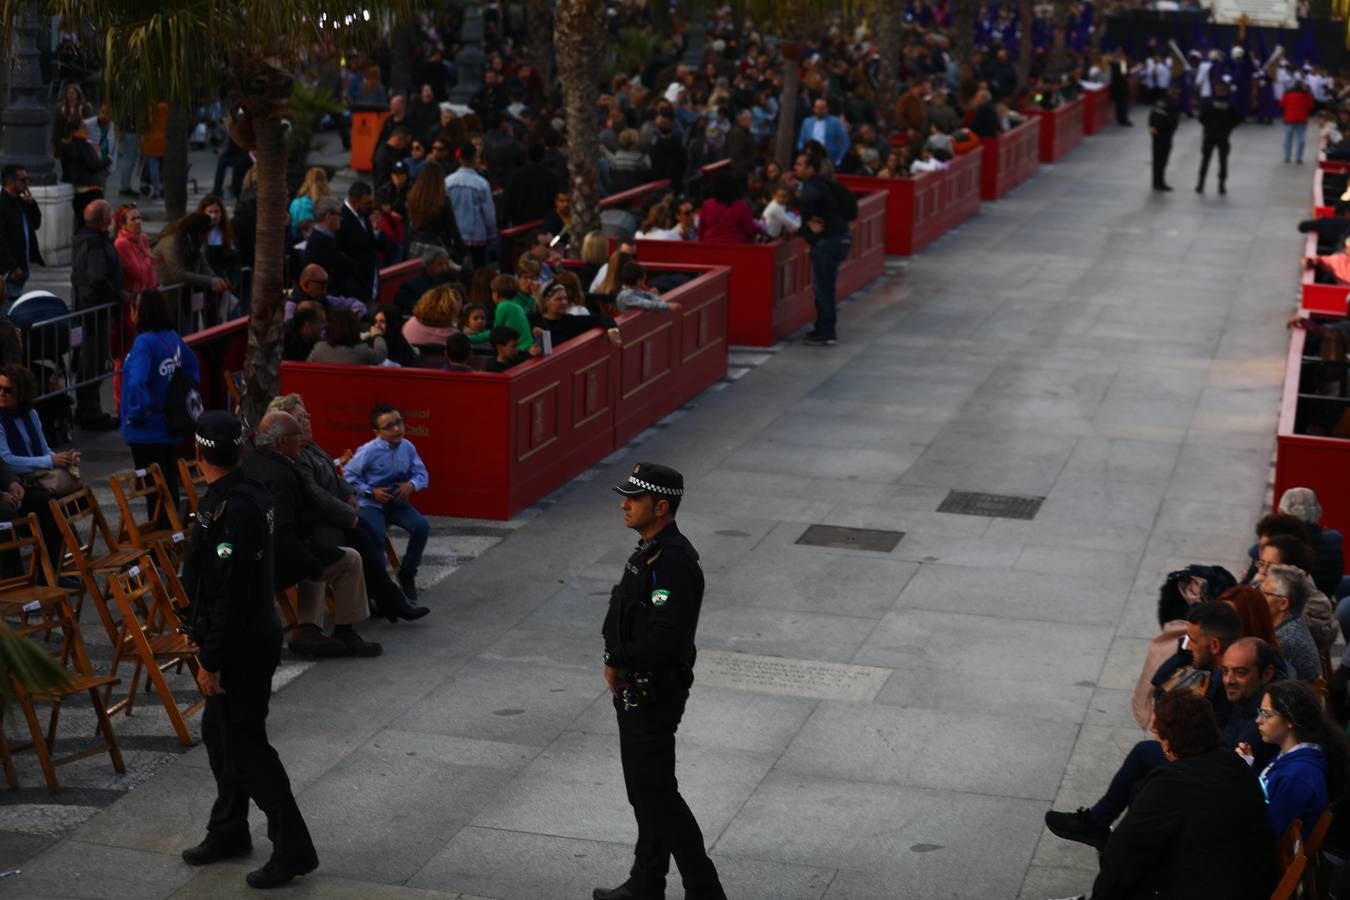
[0,166,43,303]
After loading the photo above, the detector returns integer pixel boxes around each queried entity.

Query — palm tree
[20,0,409,421]
[875,0,905,130]
[555,0,607,248]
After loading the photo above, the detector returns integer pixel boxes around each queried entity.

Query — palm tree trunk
[242,113,287,422]
[555,0,605,248]
[1016,0,1033,88]
[162,104,191,220]
[774,43,802,169]
[876,0,904,131]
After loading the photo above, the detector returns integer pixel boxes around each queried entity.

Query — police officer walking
[594,463,727,900]
[1196,79,1241,195]
[180,411,319,890]
[1149,85,1181,191]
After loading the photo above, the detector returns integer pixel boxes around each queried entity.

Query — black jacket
[527,311,617,348]
[649,135,688,191]
[1149,94,1180,139]
[336,205,386,305]
[505,163,559,227]
[182,469,283,679]
[1092,749,1276,900]
[70,226,123,309]
[1199,96,1241,141]
[301,227,356,301]
[59,137,108,187]
[969,102,1000,139]
[371,141,406,194]
[799,175,849,242]
[1305,522,1345,598]
[602,521,705,675]
[0,190,43,277]
[239,447,342,590]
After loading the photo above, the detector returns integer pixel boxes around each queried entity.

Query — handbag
[26,465,81,496]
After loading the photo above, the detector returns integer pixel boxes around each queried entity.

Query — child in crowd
[461,302,489,337]
[615,262,683,313]
[443,332,475,371]
[485,326,522,372]
[925,124,954,161]
[466,274,538,356]
[761,187,800,238]
[910,146,946,174]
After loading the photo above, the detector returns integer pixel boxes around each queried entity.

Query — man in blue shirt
[343,403,430,601]
[795,99,850,167]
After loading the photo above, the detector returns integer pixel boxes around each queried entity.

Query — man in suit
[796,99,851,167]
[1109,49,1133,126]
[336,181,385,306]
[301,198,355,299]
[0,165,43,303]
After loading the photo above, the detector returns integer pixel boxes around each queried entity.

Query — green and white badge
[216,542,234,559]
[651,589,670,607]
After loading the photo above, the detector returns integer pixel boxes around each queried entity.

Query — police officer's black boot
[593,879,663,900]
[1218,178,1227,195]
[182,833,252,865]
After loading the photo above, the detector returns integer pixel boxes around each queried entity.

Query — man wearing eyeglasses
[0,165,43,303]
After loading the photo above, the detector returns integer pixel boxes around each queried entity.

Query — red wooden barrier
[1321,159,1350,174]
[599,179,673,212]
[377,258,424,307]
[1083,86,1112,135]
[280,266,730,519]
[1030,98,1085,163]
[1315,167,1337,218]
[634,236,811,346]
[184,316,249,413]
[1302,233,1350,316]
[980,117,1042,200]
[835,191,888,300]
[837,148,982,256]
[1275,320,1350,573]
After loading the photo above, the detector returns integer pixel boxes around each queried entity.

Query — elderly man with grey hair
[242,411,382,658]
[266,393,429,623]
[70,197,122,429]
[1276,487,1345,599]
[393,246,459,315]
[1261,563,1321,682]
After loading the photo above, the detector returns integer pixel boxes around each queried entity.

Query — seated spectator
[460,302,489,339]
[876,151,908,179]
[0,365,74,564]
[308,308,387,365]
[469,274,537,355]
[604,129,652,195]
[521,228,560,281]
[443,332,474,371]
[761,188,800,238]
[699,171,764,244]
[485,326,523,372]
[1243,512,1309,583]
[1222,585,1284,654]
[543,190,572,237]
[1261,563,1322,681]
[403,284,461,349]
[637,197,681,240]
[393,246,459,316]
[1277,487,1344,597]
[615,262,682,313]
[547,270,592,317]
[950,127,982,156]
[1258,680,1348,840]
[994,101,1026,132]
[283,263,366,320]
[579,231,610,290]
[1089,691,1276,900]
[967,90,1000,139]
[925,123,955,160]
[284,301,326,362]
[1255,533,1337,655]
[1305,234,1350,285]
[529,284,621,349]
[369,304,418,368]
[515,257,544,305]
[264,394,427,622]
[1221,637,1282,772]
[591,243,635,294]
[342,403,429,601]
[1047,601,1243,849]
[119,289,199,510]
[909,147,946,173]
[244,411,381,658]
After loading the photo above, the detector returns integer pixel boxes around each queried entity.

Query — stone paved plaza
[0,115,1310,899]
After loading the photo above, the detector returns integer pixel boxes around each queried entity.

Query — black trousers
[128,441,181,525]
[1112,92,1131,125]
[203,666,315,865]
[1198,135,1230,188]
[345,520,405,608]
[615,681,724,899]
[1151,134,1173,187]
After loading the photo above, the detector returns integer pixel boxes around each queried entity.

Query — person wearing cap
[1196,80,1241,195]
[180,410,319,890]
[595,463,726,900]
[372,125,412,197]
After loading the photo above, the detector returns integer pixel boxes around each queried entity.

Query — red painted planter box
[1030,98,1085,163]
[280,266,729,519]
[836,147,982,256]
[1276,320,1350,573]
[377,258,424,306]
[836,190,888,300]
[1302,233,1350,316]
[185,316,249,414]
[980,117,1042,200]
[1083,86,1112,135]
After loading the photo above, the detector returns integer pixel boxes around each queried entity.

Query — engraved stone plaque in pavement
[696,650,891,703]
[937,490,1045,520]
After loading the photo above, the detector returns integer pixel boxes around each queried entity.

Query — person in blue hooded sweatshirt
[1257,679,1348,840]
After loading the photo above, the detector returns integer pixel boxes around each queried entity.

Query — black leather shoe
[385,590,430,622]
[181,834,252,866]
[245,854,318,889]
[593,880,663,900]
[397,570,418,601]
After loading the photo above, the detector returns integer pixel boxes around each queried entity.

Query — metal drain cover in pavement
[795,524,903,553]
[937,490,1044,520]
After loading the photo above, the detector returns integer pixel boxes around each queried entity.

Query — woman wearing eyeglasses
[1257,680,1347,840]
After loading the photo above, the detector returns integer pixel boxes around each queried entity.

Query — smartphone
[1180,634,1192,650]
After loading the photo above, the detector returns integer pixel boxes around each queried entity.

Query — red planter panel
[980,117,1042,200]
[837,148,982,256]
[1030,98,1085,163]
[836,190,888,301]
[1301,234,1350,316]
[1083,86,1112,135]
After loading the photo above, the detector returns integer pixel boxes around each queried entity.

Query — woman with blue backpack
[119,289,201,515]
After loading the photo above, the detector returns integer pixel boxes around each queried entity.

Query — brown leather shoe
[333,628,383,657]
[286,624,348,659]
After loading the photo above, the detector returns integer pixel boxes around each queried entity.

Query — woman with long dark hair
[1258,680,1349,839]
[698,170,764,244]
[405,161,464,264]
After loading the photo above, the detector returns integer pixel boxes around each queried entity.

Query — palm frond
[0,625,72,709]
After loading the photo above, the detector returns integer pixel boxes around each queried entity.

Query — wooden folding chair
[0,515,82,647]
[107,464,189,565]
[106,554,202,746]
[48,487,145,647]
[1304,807,1334,897]
[1270,851,1306,900]
[1275,818,1304,870]
[177,457,208,520]
[0,516,124,793]
[276,586,300,632]
[385,531,402,572]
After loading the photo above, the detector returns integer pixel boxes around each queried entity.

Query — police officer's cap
[613,462,684,498]
[195,411,245,466]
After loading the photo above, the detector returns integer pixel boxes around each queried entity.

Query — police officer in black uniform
[179,411,319,890]
[1149,84,1181,192]
[1196,79,1241,195]
[593,463,727,900]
